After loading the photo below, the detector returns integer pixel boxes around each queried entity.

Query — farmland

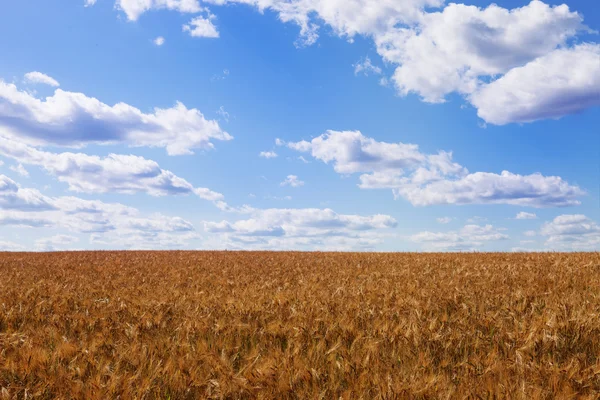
[1,251,600,399]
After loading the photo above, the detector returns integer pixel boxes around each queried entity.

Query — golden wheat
[1,251,599,399]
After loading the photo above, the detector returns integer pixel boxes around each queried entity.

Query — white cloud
[280,175,304,187]
[0,176,200,249]
[35,235,79,251]
[437,217,452,224]
[0,137,224,202]
[203,207,397,250]
[198,0,595,123]
[540,214,600,250]
[92,0,597,123]
[523,230,537,237]
[471,44,600,125]
[516,211,537,220]
[0,175,55,211]
[259,151,278,159]
[411,224,509,251]
[183,15,219,38]
[0,80,232,156]
[116,0,203,21]
[275,138,285,146]
[353,57,382,76]
[395,171,583,207]
[287,130,584,207]
[24,72,60,87]
[153,36,166,46]
[297,156,310,163]
[204,0,443,46]
[0,240,25,251]
[376,1,585,103]
[10,163,29,177]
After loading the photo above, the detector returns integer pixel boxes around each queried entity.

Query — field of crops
[1,251,599,399]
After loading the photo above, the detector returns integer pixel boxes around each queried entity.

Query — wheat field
[1,251,599,399]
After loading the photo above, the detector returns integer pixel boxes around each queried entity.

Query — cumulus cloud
[280,175,304,187]
[540,214,600,250]
[394,171,583,207]
[0,175,55,211]
[516,211,537,220]
[471,44,600,124]
[205,0,442,46]
[0,137,224,202]
[183,14,220,38]
[376,1,585,103]
[0,79,232,155]
[287,130,584,207]
[410,224,509,251]
[92,0,597,123]
[259,151,278,159]
[203,207,397,250]
[24,72,60,87]
[212,0,595,123]
[153,36,166,46]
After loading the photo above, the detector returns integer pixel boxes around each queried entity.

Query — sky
[0,0,598,252]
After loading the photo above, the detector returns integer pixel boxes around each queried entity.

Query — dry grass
[1,251,600,399]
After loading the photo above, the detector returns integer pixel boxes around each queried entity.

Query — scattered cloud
[437,217,452,224]
[24,71,60,87]
[0,79,232,155]
[280,175,304,187]
[203,207,397,251]
[259,151,278,159]
[410,224,509,251]
[287,130,584,207]
[297,156,310,163]
[516,211,537,220]
[1,176,200,249]
[153,36,166,46]
[195,0,596,123]
[540,214,600,250]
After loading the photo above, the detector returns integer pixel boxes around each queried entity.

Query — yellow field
[1,252,599,399]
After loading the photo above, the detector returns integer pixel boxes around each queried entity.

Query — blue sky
[0,0,598,251]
